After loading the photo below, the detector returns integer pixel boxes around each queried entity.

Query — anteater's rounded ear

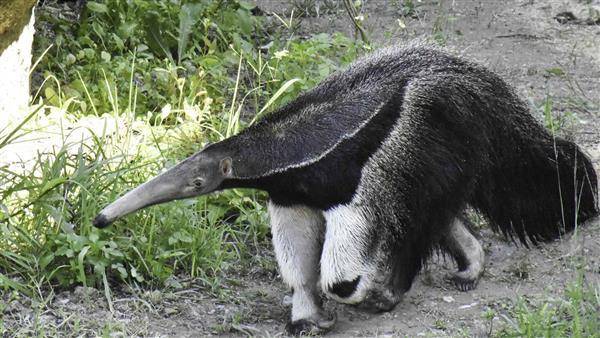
[219,157,233,177]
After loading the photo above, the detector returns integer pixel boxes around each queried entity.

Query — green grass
[496,272,600,337]
[33,0,362,118]
[1,104,250,291]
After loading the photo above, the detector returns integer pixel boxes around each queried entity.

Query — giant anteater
[94,45,598,335]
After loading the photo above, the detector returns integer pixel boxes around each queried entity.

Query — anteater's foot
[449,270,480,291]
[442,216,485,292]
[352,288,402,314]
[285,312,336,336]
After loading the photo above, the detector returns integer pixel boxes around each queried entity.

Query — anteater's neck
[208,93,407,210]
[205,135,289,193]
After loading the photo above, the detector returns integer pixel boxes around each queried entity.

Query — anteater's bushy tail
[471,136,598,244]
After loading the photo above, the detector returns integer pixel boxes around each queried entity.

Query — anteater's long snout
[92,163,197,228]
[92,213,113,228]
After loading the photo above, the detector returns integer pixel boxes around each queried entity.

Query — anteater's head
[93,147,233,228]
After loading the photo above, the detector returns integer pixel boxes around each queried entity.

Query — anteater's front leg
[268,201,335,335]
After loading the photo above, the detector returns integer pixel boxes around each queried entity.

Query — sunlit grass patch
[0,103,266,294]
[496,272,599,337]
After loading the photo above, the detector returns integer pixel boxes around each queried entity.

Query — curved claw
[448,271,479,291]
[285,312,336,336]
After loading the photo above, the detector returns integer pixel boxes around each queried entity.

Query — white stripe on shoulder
[235,101,388,179]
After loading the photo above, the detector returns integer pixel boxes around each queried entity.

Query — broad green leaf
[87,1,108,13]
[77,246,91,286]
[178,3,204,64]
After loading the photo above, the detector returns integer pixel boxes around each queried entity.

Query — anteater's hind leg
[441,216,485,291]
[268,201,335,335]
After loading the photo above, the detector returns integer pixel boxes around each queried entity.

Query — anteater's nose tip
[92,214,112,228]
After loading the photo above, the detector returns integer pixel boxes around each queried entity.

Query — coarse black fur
[472,137,598,244]
[350,57,597,292]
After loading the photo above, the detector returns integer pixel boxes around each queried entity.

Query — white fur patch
[268,202,325,320]
[320,204,376,304]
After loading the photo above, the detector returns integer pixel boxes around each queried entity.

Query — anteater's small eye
[192,177,204,187]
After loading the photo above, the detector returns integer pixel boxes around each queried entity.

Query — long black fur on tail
[471,135,598,245]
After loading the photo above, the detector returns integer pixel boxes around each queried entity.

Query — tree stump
[0,0,37,128]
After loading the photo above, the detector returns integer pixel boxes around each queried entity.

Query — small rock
[459,302,478,309]
[442,296,455,303]
[164,307,178,316]
[73,286,100,299]
[146,290,162,303]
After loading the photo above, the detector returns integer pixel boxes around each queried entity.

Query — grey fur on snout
[92,163,199,228]
[92,148,232,228]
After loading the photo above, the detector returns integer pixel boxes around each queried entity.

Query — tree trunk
[0,0,37,128]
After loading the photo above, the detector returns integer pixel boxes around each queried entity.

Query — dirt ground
[4,0,600,337]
